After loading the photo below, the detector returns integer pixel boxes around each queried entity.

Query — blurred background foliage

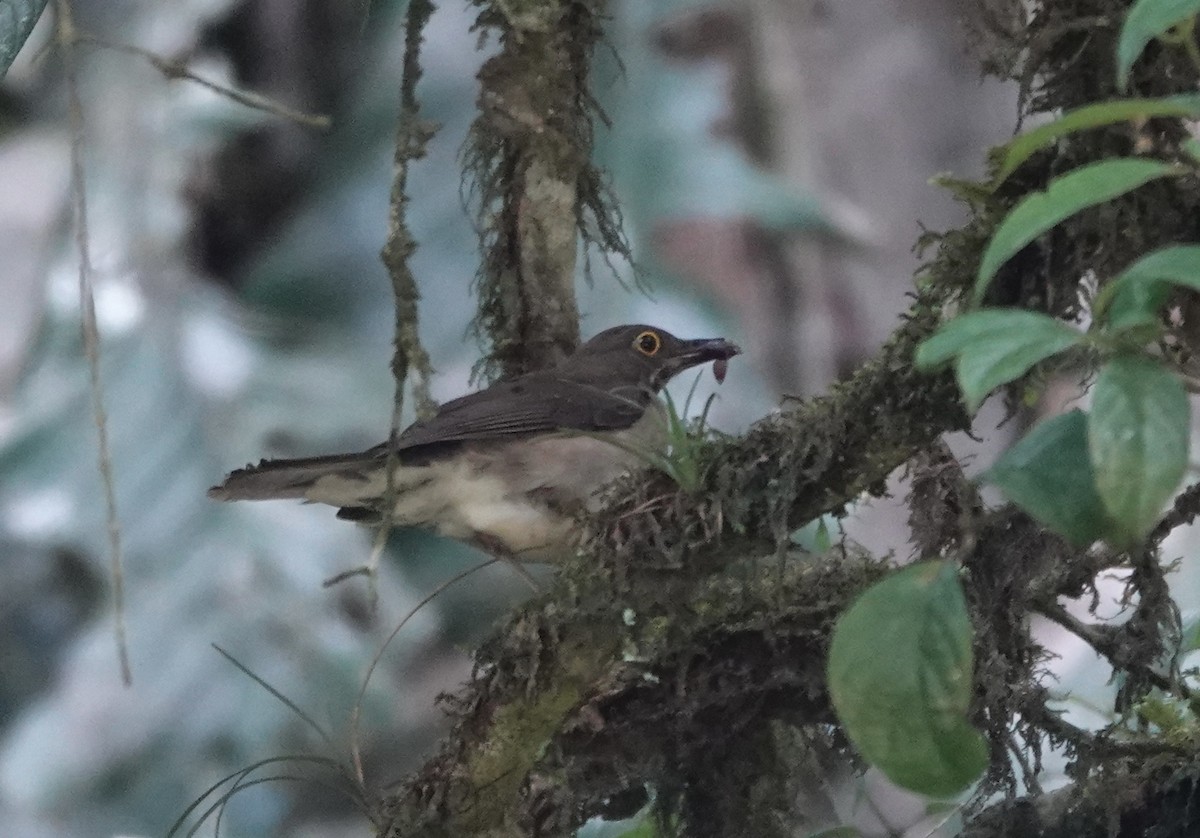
[0,0,1020,836]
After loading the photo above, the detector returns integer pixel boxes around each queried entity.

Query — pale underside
[304,406,667,562]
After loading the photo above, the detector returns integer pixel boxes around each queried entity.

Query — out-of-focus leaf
[575,799,663,838]
[613,819,662,838]
[828,561,987,798]
[0,0,46,79]
[791,515,836,552]
[985,410,1112,546]
[1097,245,1200,330]
[1117,0,1200,89]
[0,6,475,833]
[994,94,1200,184]
[593,24,833,239]
[1089,355,1190,545]
[0,298,442,836]
[975,159,1179,304]
[916,309,1083,411]
[1180,609,1200,654]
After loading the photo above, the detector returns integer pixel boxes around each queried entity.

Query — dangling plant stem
[54,0,132,686]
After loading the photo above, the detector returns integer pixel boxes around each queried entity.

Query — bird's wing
[208,449,388,501]
[208,376,649,502]
[395,375,649,451]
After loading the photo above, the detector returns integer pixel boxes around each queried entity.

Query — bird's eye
[634,330,661,356]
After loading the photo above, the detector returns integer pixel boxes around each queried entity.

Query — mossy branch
[960,750,1200,838]
[369,1,1200,834]
[372,277,974,835]
[377,551,890,837]
[381,0,438,421]
[464,0,630,380]
[370,257,1191,834]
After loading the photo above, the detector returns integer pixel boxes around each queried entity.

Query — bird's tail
[208,450,382,502]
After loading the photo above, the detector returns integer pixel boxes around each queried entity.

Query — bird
[208,324,740,564]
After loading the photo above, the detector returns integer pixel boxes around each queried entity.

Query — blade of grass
[350,557,501,788]
[212,644,332,745]
[167,755,344,838]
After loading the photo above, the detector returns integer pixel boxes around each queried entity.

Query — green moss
[463,0,628,381]
[377,1,1200,833]
[458,638,611,834]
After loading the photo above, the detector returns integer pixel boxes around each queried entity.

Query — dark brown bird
[209,324,740,563]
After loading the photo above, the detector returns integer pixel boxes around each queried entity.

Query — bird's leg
[472,534,542,592]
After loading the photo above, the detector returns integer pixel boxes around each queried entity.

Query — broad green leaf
[994,95,1200,184]
[916,310,1083,411]
[1089,356,1190,544]
[828,561,987,798]
[0,0,47,79]
[915,310,1080,369]
[1117,0,1200,90]
[975,159,1180,304]
[985,410,1113,546]
[1099,245,1200,330]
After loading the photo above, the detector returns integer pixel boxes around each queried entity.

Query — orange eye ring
[634,330,662,356]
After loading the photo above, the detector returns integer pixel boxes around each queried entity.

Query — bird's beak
[672,337,742,371]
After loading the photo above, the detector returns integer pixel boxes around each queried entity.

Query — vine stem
[54,0,132,686]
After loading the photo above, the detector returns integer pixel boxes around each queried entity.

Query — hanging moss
[463,0,630,381]
[381,0,438,419]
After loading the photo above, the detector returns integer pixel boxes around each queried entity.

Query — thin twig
[1025,700,1191,758]
[1008,732,1042,795]
[1150,479,1200,545]
[54,0,132,686]
[1037,600,1175,694]
[349,557,501,789]
[75,34,331,130]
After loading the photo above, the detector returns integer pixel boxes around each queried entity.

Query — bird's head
[559,324,742,392]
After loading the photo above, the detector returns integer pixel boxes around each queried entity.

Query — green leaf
[1089,356,1190,544]
[994,94,1200,184]
[1117,0,1200,90]
[828,561,987,798]
[975,159,1180,304]
[814,517,832,552]
[916,310,1083,412]
[0,0,48,79]
[790,516,836,552]
[985,410,1113,546]
[1099,245,1200,330]
[611,819,661,838]
[1181,609,1200,653]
